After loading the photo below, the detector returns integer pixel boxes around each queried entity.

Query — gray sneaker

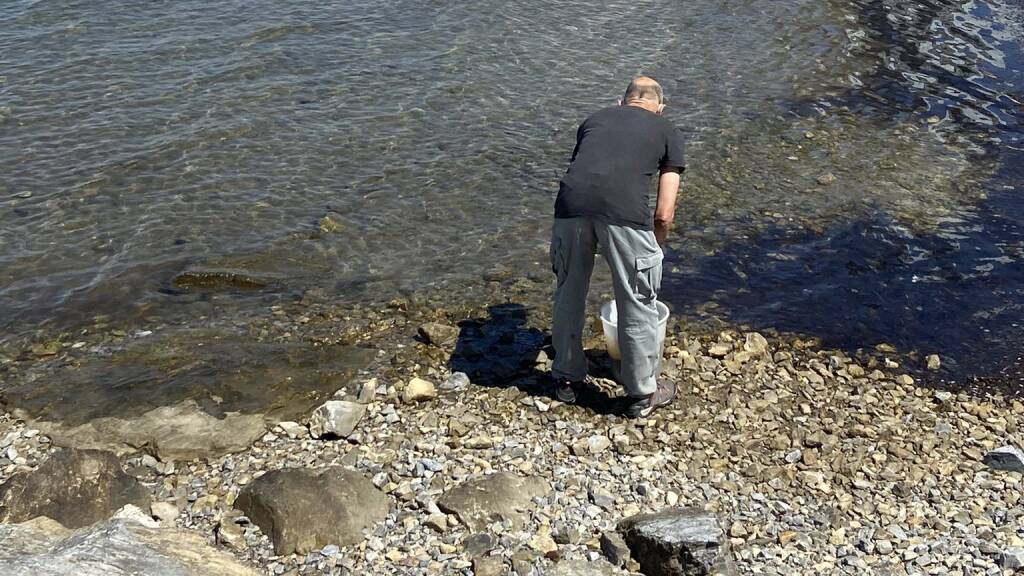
[624,379,676,418]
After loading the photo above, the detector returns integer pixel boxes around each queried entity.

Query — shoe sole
[625,384,676,418]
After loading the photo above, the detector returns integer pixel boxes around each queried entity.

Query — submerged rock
[0,512,258,575]
[0,448,150,529]
[172,269,268,291]
[418,322,461,347]
[234,467,389,554]
[25,400,266,460]
[438,472,551,532]
[617,507,734,576]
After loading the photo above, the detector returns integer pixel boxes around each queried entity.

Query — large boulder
[438,472,551,532]
[25,400,266,460]
[617,507,735,576]
[0,449,150,529]
[0,509,259,575]
[234,467,389,554]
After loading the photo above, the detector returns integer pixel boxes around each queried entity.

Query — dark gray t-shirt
[554,105,686,230]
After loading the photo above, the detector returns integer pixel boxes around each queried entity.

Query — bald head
[623,76,664,105]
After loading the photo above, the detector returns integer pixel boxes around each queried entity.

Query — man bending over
[550,76,685,418]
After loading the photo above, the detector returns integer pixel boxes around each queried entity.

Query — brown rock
[0,449,150,529]
[234,467,389,554]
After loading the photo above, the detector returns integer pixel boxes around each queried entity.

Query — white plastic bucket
[600,300,670,361]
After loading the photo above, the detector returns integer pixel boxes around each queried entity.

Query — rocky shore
[1,294,1023,576]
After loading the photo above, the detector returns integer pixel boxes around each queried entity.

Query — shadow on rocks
[447,303,627,417]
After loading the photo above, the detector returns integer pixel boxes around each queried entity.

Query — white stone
[308,401,366,439]
[150,502,180,524]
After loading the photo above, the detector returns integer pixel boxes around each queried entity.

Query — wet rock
[816,173,836,185]
[318,214,343,234]
[0,513,258,575]
[983,446,1024,472]
[0,448,150,529]
[926,354,941,371]
[308,400,365,439]
[234,467,388,554]
[438,472,551,532]
[403,377,437,403]
[27,400,265,460]
[419,322,461,347]
[172,270,268,291]
[617,507,734,576]
[601,531,632,567]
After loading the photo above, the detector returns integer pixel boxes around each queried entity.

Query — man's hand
[654,168,680,247]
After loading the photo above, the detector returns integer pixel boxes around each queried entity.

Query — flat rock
[234,466,388,554]
[547,559,631,575]
[308,400,366,439]
[617,507,735,576]
[983,446,1024,472]
[26,400,265,460]
[0,448,150,529]
[438,472,551,532]
[419,322,461,347]
[0,514,258,575]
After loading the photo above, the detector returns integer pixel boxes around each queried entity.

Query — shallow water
[1,0,1021,386]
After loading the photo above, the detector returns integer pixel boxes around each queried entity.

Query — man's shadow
[448,303,626,416]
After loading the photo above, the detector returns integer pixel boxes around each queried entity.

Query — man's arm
[654,167,680,247]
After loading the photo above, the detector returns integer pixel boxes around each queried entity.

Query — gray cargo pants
[550,217,663,398]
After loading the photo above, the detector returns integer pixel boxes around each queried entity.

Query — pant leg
[550,217,598,382]
[594,222,664,397]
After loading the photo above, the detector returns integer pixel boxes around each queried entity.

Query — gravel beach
[1,294,1022,576]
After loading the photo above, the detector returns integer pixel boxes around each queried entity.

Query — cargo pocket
[549,237,564,276]
[634,252,663,301]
